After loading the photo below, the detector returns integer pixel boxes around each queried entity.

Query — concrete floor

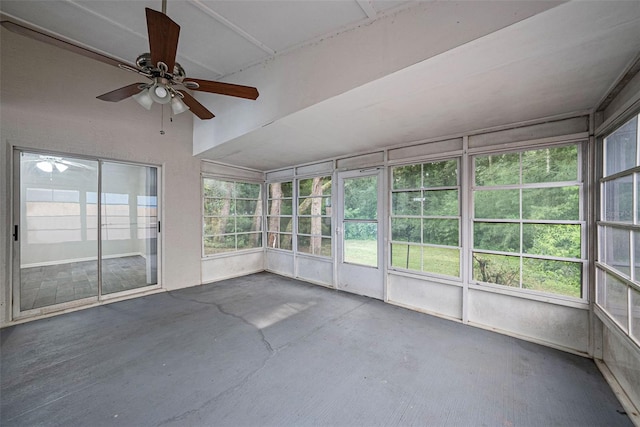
[1,272,632,426]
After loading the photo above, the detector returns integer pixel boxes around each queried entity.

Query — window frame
[296,175,333,258]
[595,111,640,345]
[470,142,588,300]
[201,175,263,257]
[266,180,294,252]
[389,157,462,279]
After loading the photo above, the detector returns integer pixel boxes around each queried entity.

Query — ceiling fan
[1,1,259,120]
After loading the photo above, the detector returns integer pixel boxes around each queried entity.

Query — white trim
[468,282,590,310]
[594,359,640,426]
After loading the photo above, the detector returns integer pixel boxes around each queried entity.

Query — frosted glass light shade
[171,96,190,115]
[149,83,171,104]
[54,163,68,172]
[132,90,154,110]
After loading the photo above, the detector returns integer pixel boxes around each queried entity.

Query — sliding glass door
[12,150,160,317]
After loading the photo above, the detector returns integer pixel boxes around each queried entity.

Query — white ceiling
[2,1,640,171]
[0,0,411,79]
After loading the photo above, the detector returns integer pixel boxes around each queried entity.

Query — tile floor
[19,255,152,311]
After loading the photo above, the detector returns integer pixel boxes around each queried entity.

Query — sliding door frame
[11,147,162,320]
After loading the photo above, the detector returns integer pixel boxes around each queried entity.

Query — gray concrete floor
[1,272,632,426]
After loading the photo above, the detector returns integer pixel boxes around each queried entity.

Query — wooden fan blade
[179,91,215,120]
[97,83,145,102]
[185,79,259,100]
[1,19,135,69]
[145,8,180,72]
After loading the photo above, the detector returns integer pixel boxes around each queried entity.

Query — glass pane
[391,243,421,270]
[635,231,640,281]
[474,190,519,219]
[269,181,293,198]
[299,197,331,215]
[299,176,331,197]
[392,191,422,216]
[235,182,260,199]
[391,218,421,243]
[20,153,99,311]
[605,115,637,176]
[237,233,262,250]
[603,227,631,277]
[424,190,458,216]
[296,216,331,236]
[603,176,633,223]
[204,235,235,255]
[522,145,578,183]
[474,222,519,252]
[205,198,234,216]
[631,287,640,343]
[423,160,458,187]
[236,216,261,233]
[423,246,460,277]
[392,164,421,189]
[344,176,378,220]
[637,174,640,223]
[102,162,158,295]
[267,216,292,233]
[236,200,259,215]
[344,222,377,267]
[266,233,291,250]
[423,219,459,246]
[475,153,520,186]
[279,234,293,250]
[603,273,629,332]
[522,187,580,221]
[522,258,582,298]
[523,224,581,258]
[204,179,233,198]
[472,253,520,287]
[298,235,331,256]
[204,217,235,235]
[268,199,292,216]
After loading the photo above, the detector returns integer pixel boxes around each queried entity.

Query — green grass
[391,243,460,277]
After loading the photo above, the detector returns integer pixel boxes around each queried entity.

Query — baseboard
[595,359,640,426]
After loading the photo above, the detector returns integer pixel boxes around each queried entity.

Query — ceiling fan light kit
[1,1,259,121]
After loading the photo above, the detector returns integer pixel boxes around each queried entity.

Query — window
[472,145,584,298]
[597,113,640,343]
[267,181,293,251]
[203,178,262,255]
[390,159,461,278]
[297,176,332,256]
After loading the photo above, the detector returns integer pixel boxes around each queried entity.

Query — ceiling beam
[188,0,276,56]
[356,0,377,20]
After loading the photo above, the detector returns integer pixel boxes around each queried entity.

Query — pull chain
[160,104,165,135]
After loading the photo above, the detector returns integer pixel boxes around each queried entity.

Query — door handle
[13,225,18,241]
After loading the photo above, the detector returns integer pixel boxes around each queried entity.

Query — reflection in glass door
[13,151,160,317]
[16,152,100,312]
[336,169,384,299]
[101,162,158,294]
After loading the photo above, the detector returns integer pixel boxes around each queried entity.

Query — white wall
[1,28,202,324]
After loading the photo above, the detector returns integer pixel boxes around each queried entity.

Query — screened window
[472,145,585,298]
[297,176,332,257]
[267,181,293,251]
[390,159,461,278]
[203,178,262,255]
[597,113,640,343]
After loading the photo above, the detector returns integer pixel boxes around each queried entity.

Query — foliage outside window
[203,178,262,255]
[472,145,584,298]
[391,159,460,278]
[267,181,293,251]
[297,176,332,256]
[597,114,640,343]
